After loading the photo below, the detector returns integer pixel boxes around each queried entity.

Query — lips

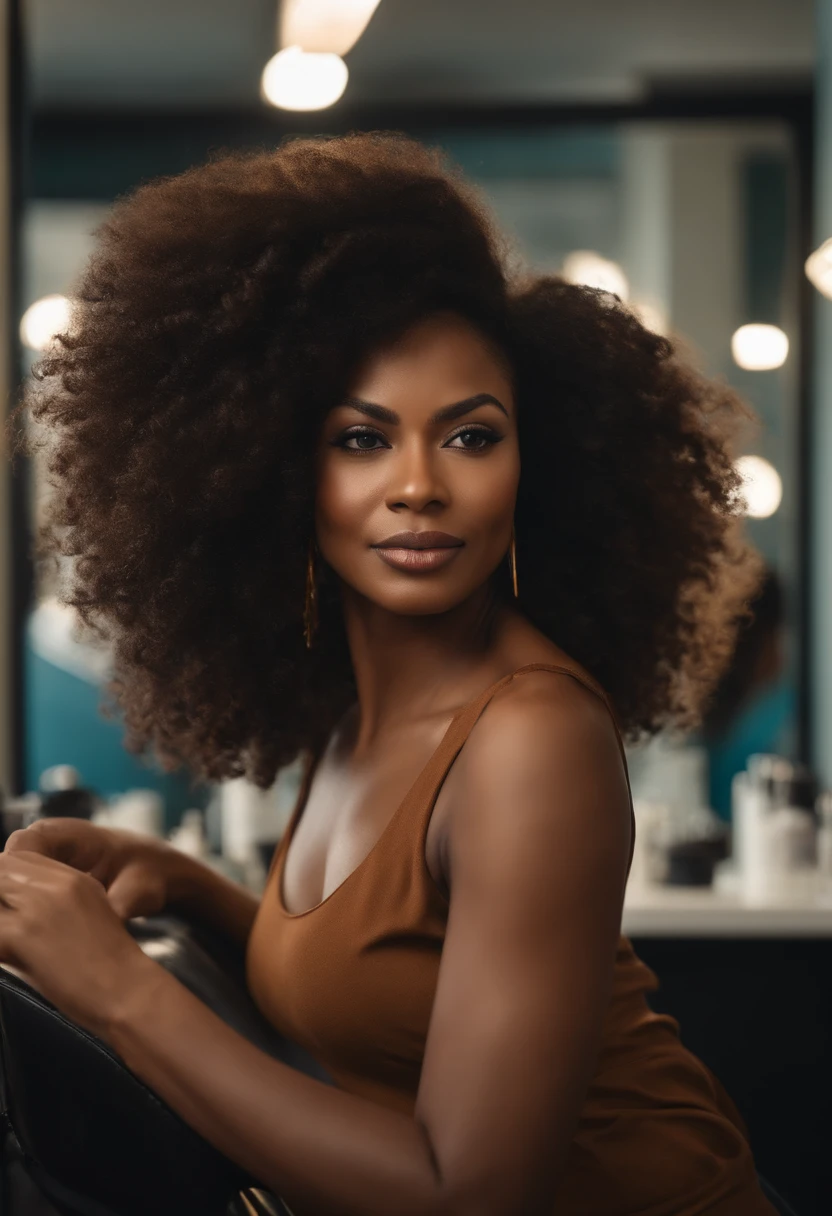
[371,530,464,574]
[372,530,464,550]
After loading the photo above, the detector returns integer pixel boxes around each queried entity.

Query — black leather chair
[758,1174,800,1216]
[0,915,332,1216]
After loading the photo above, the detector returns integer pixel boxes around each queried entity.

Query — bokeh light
[731,324,789,371]
[261,46,348,111]
[19,294,72,352]
[734,454,783,519]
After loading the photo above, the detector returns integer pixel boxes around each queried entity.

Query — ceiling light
[730,324,788,371]
[561,251,629,301]
[734,455,783,519]
[261,45,348,111]
[280,0,383,56]
[19,294,72,351]
[805,238,832,300]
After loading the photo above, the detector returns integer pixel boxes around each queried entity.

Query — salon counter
[624,867,832,1215]
[622,867,832,936]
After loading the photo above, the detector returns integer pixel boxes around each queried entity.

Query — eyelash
[331,425,503,455]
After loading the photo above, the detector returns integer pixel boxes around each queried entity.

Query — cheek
[458,453,520,527]
[315,456,380,537]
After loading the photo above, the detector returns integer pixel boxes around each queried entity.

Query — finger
[0,853,104,904]
[107,865,163,920]
[0,859,41,909]
[3,825,53,855]
[0,860,49,909]
[0,849,69,873]
[0,912,25,968]
[4,819,85,861]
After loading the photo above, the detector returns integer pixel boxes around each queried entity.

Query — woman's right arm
[2,819,261,948]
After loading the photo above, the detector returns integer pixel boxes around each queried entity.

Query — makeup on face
[371,529,465,574]
[314,314,520,611]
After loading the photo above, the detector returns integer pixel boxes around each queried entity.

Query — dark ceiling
[26,0,815,111]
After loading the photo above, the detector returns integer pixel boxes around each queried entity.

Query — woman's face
[316,313,520,618]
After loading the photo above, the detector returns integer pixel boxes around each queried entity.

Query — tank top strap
[408,660,636,875]
[276,660,636,887]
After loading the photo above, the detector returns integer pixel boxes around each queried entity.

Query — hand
[3,817,174,919]
[0,850,160,1037]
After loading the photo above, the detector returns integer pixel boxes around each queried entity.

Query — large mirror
[5,6,825,1213]
[18,115,806,835]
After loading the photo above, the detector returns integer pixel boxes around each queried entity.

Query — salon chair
[0,915,801,1216]
[757,1175,800,1216]
[0,915,330,1216]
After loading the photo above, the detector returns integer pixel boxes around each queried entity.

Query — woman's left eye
[445,427,502,452]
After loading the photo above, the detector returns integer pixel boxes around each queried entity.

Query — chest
[280,723,457,918]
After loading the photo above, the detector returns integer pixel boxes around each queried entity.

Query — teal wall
[25,641,209,826]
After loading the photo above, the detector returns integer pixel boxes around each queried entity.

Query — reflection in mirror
[424,123,802,889]
[19,119,801,852]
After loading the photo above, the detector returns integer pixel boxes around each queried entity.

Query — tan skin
[0,313,631,1216]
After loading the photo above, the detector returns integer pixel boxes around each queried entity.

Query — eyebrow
[339,392,508,425]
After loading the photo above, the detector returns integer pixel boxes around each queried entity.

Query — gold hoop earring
[303,542,318,649]
[508,524,519,599]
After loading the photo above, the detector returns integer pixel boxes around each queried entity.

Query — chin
[350,572,476,615]
[374,587,469,617]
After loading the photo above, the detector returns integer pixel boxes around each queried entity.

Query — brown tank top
[246,661,774,1215]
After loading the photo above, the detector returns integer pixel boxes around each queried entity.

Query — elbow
[429,1170,531,1216]
[431,1169,552,1216]
[417,1128,545,1216]
[434,1190,520,1216]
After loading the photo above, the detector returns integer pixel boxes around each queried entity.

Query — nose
[386,437,448,513]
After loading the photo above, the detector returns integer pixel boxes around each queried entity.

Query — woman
[2,132,773,1215]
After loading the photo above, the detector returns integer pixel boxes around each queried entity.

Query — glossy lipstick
[371,530,464,574]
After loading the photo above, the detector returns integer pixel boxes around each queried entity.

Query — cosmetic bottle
[762,804,816,897]
[0,791,41,850]
[817,793,832,891]
[740,754,792,902]
[219,777,279,893]
[168,808,209,860]
[734,757,770,901]
[38,765,99,821]
[102,788,165,837]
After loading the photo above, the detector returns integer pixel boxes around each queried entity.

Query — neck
[338,579,514,748]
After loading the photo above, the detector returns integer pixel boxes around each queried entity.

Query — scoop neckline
[275,661,577,919]
[276,697,466,919]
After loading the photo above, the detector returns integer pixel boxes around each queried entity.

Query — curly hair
[11,130,762,789]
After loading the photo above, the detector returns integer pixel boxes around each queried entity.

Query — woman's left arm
[0,675,630,1216]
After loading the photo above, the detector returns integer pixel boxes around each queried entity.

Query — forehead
[348,314,514,407]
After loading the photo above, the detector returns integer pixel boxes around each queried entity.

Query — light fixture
[262,0,383,111]
[730,324,789,371]
[280,0,383,56]
[261,45,349,110]
[561,251,630,301]
[19,294,72,352]
[734,454,783,520]
[805,238,832,300]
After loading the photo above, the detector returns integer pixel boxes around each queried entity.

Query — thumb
[107,863,165,920]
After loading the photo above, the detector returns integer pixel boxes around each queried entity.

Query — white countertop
[622,867,832,937]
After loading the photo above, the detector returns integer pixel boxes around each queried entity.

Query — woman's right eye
[332,428,389,453]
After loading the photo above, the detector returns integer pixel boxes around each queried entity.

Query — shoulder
[467,666,623,790]
[445,667,632,892]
